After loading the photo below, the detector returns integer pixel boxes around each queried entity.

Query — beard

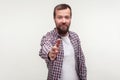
[56,23,70,35]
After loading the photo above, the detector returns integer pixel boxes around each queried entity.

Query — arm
[78,38,87,80]
[39,34,53,64]
[39,33,61,63]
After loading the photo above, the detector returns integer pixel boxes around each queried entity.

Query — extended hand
[48,39,61,61]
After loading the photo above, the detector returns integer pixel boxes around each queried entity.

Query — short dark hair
[53,4,72,18]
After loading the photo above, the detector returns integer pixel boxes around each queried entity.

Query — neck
[60,32,68,37]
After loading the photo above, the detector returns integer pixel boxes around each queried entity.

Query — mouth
[60,23,68,28]
[57,25,69,35]
[60,25,67,31]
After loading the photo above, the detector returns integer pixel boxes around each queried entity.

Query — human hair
[53,3,72,18]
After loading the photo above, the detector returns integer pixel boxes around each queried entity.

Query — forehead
[55,8,71,16]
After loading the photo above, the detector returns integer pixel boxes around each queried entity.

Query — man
[39,4,87,80]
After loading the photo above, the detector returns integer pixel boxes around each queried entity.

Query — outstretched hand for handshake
[48,39,61,61]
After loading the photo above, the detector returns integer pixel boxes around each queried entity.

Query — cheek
[67,19,71,23]
[55,20,62,25]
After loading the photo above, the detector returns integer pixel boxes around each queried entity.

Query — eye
[65,16,70,19]
[57,16,62,19]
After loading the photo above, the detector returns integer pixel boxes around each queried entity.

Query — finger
[51,47,59,54]
[52,49,59,54]
[55,38,61,47]
[52,46,57,51]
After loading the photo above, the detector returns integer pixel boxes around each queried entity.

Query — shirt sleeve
[39,34,53,64]
[78,37,87,80]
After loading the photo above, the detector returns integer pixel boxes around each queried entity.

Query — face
[54,8,71,36]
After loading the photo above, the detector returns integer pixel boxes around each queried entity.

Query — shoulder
[42,30,54,38]
[41,30,54,42]
[69,31,79,39]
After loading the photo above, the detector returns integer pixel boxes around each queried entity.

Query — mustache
[60,23,68,26]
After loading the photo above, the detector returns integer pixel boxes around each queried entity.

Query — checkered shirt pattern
[39,28,87,80]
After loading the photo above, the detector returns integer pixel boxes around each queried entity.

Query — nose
[62,18,66,23]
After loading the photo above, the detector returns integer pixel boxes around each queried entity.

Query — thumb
[55,38,61,47]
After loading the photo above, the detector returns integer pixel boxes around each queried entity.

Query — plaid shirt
[39,28,87,80]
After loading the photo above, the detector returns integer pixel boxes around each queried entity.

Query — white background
[0,0,120,80]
